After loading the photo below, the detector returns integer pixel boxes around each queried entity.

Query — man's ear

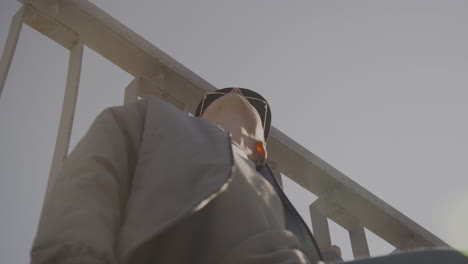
[255,140,268,161]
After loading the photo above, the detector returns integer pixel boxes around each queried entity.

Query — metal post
[44,42,83,202]
[310,198,332,247]
[349,225,370,259]
[0,6,25,97]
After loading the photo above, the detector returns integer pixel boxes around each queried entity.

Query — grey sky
[1,0,467,262]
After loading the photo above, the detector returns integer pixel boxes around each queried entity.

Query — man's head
[195,87,272,163]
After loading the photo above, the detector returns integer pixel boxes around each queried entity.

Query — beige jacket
[30,96,309,264]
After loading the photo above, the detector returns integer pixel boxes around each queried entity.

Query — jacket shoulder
[105,96,182,119]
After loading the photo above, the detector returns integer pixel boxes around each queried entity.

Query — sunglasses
[197,89,269,129]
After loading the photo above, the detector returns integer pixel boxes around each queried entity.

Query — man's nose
[230,88,244,96]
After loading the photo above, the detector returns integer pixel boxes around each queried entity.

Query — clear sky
[1,0,467,263]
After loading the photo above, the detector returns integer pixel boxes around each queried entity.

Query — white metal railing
[0,0,450,260]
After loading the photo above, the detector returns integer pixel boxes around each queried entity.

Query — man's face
[201,88,265,143]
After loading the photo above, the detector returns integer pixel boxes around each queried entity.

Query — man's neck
[210,118,262,163]
[229,130,257,162]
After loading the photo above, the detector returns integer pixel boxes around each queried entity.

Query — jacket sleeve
[30,99,147,264]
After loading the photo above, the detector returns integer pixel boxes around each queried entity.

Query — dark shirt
[257,164,323,263]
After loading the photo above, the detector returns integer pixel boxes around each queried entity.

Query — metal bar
[22,4,79,50]
[17,0,216,113]
[269,128,449,248]
[310,198,332,247]
[349,225,371,259]
[0,6,25,97]
[44,41,83,202]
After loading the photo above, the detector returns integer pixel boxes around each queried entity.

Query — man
[30,87,339,264]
